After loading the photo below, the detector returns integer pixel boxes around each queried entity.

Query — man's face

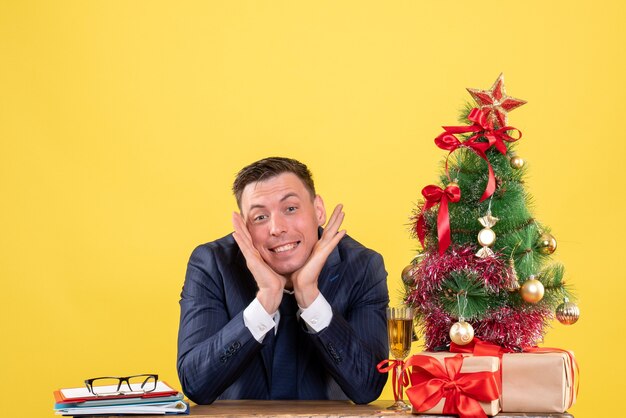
[240,172,326,277]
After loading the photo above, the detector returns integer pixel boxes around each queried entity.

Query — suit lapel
[228,249,258,313]
[317,244,343,305]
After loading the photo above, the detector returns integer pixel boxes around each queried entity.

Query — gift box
[500,350,577,413]
[404,352,501,417]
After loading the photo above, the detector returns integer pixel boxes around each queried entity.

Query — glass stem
[396,363,404,401]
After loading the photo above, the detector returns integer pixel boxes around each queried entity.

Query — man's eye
[286,206,297,213]
[254,215,268,222]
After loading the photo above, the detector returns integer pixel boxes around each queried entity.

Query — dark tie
[270,293,298,399]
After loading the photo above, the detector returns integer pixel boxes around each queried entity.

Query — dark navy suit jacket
[177,232,389,404]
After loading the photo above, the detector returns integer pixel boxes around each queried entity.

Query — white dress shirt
[243,290,333,342]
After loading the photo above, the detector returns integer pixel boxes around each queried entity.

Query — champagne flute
[386,306,414,411]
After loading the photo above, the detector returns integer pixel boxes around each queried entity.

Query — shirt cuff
[299,292,333,332]
[243,298,277,342]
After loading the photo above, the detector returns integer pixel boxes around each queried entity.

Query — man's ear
[314,195,326,226]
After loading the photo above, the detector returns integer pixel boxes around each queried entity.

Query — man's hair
[233,157,316,208]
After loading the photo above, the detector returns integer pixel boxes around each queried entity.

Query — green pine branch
[438,270,503,320]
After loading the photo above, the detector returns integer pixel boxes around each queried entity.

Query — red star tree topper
[466,73,526,128]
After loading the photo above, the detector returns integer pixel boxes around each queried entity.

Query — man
[177,157,389,404]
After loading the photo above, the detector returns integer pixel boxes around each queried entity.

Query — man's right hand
[232,212,285,314]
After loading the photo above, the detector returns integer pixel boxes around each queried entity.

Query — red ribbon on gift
[434,108,522,202]
[450,337,506,357]
[377,359,410,402]
[402,354,500,418]
[416,184,461,255]
[451,337,506,395]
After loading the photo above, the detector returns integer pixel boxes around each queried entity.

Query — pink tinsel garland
[406,245,553,351]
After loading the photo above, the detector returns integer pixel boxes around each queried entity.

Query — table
[185,400,574,417]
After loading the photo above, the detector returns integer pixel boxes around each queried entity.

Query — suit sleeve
[176,245,262,404]
[306,251,390,404]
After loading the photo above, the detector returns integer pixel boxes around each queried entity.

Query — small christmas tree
[404,74,580,351]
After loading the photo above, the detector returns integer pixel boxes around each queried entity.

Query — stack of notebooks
[53,381,189,415]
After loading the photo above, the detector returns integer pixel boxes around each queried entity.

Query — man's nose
[269,215,287,236]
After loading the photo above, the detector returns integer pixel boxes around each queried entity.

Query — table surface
[78,400,573,417]
[184,400,573,417]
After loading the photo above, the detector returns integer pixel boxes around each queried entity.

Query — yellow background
[1,1,623,417]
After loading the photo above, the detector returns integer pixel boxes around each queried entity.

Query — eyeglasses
[84,374,158,396]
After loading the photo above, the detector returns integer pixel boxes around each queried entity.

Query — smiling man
[177,157,389,404]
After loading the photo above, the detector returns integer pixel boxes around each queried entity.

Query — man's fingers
[331,229,347,245]
[328,211,345,235]
[321,204,345,242]
[314,204,347,260]
[318,228,346,255]
[232,212,253,241]
[327,204,344,225]
[232,212,258,259]
[232,230,255,259]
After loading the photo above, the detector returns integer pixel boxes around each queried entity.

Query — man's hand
[292,204,346,308]
[232,212,285,314]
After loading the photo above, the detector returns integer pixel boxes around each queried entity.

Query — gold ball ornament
[477,228,496,247]
[537,233,558,255]
[449,320,474,345]
[401,263,418,285]
[556,298,580,325]
[521,276,545,304]
[510,155,525,169]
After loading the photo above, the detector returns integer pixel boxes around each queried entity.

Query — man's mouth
[269,241,300,253]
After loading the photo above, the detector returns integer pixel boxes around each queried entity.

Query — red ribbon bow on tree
[416,183,461,255]
[403,354,500,418]
[377,359,411,403]
[434,108,522,202]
